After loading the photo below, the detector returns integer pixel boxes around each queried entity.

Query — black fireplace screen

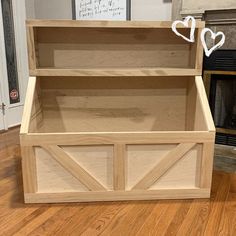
[210,75,236,130]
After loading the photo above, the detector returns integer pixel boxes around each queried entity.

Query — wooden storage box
[20,20,215,203]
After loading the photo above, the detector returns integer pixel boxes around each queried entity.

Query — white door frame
[0,86,7,131]
[0,1,9,131]
[0,0,28,130]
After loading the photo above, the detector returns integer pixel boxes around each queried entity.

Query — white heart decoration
[201,28,225,57]
[171,16,196,43]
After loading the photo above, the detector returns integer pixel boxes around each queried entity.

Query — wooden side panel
[185,77,212,131]
[195,76,215,132]
[200,142,215,189]
[27,27,37,71]
[194,26,204,70]
[29,79,43,133]
[21,146,37,193]
[23,140,214,202]
[20,77,37,134]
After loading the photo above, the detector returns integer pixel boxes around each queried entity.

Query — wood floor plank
[0,207,40,235]
[217,193,236,236]
[88,202,136,236]
[29,205,86,236]
[204,173,231,235]
[218,174,236,235]
[3,207,49,236]
[12,207,62,236]
[176,171,228,235]
[52,204,109,235]
[0,128,236,235]
[136,201,170,235]
[150,201,183,236]
[78,203,127,236]
[164,200,193,235]
[100,202,156,235]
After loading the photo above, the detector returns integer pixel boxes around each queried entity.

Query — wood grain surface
[1,127,235,235]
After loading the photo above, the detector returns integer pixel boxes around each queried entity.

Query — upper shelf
[26,20,205,77]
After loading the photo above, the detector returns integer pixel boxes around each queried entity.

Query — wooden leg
[113,144,126,190]
[21,146,38,193]
[200,142,215,189]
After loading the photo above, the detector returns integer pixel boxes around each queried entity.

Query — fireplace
[203,50,236,146]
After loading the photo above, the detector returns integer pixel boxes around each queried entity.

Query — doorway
[0,0,28,131]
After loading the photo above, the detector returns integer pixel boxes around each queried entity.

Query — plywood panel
[35,27,193,70]
[62,146,114,190]
[38,89,186,133]
[32,76,189,133]
[127,144,177,190]
[150,144,202,189]
[38,43,190,69]
[35,147,88,193]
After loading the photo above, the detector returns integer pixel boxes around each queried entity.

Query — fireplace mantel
[172,0,236,23]
[172,0,236,49]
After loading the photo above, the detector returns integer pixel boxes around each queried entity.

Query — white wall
[25,0,35,18]
[132,0,172,20]
[25,0,172,20]
[34,0,72,19]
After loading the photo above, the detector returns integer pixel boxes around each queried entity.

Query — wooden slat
[26,27,36,71]
[20,77,37,134]
[195,76,215,132]
[21,146,37,193]
[26,20,205,28]
[42,145,106,191]
[195,24,204,70]
[132,143,196,190]
[200,142,215,189]
[20,131,215,146]
[24,188,210,203]
[185,78,197,131]
[113,144,126,190]
[195,144,204,188]
[29,68,202,77]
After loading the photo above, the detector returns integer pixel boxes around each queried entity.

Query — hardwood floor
[1,128,236,235]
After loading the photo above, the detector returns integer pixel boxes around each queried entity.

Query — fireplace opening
[203,50,236,146]
[209,75,236,130]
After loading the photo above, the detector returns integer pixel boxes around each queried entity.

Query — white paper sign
[75,0,127,20]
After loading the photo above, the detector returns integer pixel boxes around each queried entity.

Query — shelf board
[26,20,205,28]
[30,68,201,77]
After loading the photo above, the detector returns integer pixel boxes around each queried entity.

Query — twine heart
[201,28,225,57]
[171,16,196,43]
